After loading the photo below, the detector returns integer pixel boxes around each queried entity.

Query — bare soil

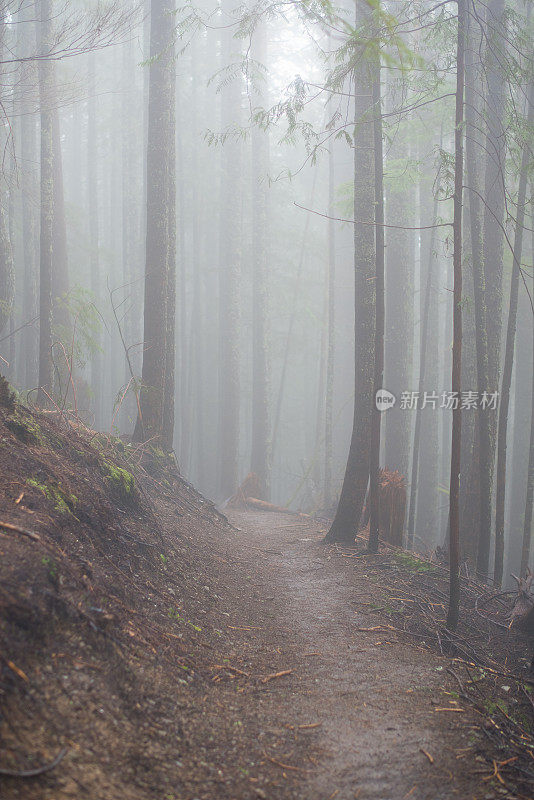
[0,398,530,799]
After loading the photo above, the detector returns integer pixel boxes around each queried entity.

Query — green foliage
[53,286,103,369]
[27,478,78,516]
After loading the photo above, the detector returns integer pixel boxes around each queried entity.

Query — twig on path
[419,748,434,764]
[433,707,465,713]
[353,625,395,632]
[211,664,249,677]
[482,759,505,785]
[0,747,67,778]
[261,669,293,684]
[263,751,305,772]
[0,653,29,682]
[227,625,262,630]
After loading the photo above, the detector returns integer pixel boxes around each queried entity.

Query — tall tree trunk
[369,48,384,555]
[0,16,15,343]
[133,0,176,446]
[476,0,507,577]
[35,0,54,406]
[250,21,271,499]
[218,10,242,498]
[18,11,39,388]
[87,52,102,425]
[521,207,534,575]
[447,0,466,631]
[407,195,439,550]
[325,0,376,544]
[508,288,532,575]
[161,33,177,452]
[271,171,317,465]
[494,84,533,585]
[383,133,414,480]
[51,106,69,330]
[324,141,336,508]
[464,0,492,578]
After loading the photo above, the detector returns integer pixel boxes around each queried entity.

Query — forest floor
[0,390,532,799]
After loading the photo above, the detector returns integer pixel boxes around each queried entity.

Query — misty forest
[0,0,533,797]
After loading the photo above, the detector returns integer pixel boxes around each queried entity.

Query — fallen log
[244,497,308,517]
[222,473,309,516]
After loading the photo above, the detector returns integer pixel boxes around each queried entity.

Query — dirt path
[210,510,487,800]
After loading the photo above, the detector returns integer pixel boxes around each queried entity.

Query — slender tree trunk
[161,33,177,452]
[324,141,336,508]
[271,171,317,464]
[369,52,384,555]
[463,0,492,578]
[20,91,38,387]
[87,52,102,425]
[0,17,14,344]
[508,288,532,575]
[325,0,376,544]
[447,0,466,631]
[494,84,533,585]
[407,195,439,550]
[16,5,39,388]
[475,0,507,577]
[51,105,69,329]
[133,0,176,446]
[218,10,242,498]
[520,203,534,575]
[35,0,54,405]
[383,124,414,480]
[250,21,271,499]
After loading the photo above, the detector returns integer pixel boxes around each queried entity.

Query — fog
[0,0,532,587]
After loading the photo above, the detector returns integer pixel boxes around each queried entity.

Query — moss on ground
[5,409,45,446]
[393,551,438,575]
[26,478,78,516]
[101,459,137,503]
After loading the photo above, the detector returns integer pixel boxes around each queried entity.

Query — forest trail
[217,510,483,800]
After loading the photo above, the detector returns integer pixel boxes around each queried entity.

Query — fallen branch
[245,497,308,516]
[0,747,67,778]
[0,522,41,541]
